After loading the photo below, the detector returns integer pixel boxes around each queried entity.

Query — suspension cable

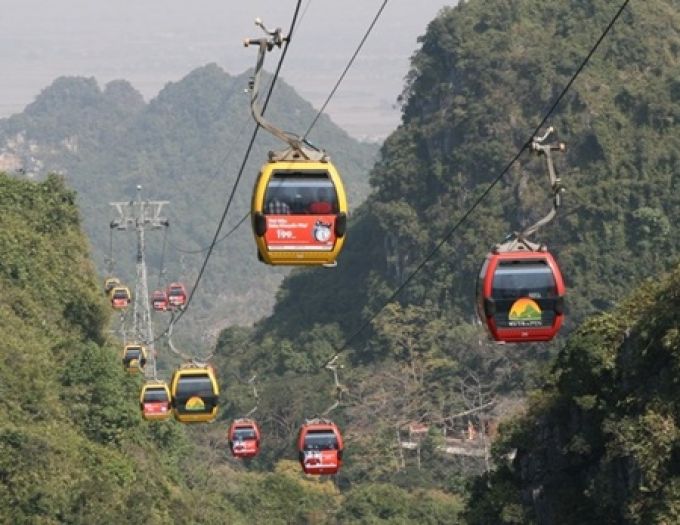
[167,212,250,255]
[303,0,390,139]
[153,0,304,346]
[106,227,114,275]
[321,0,632,367]
[296,0,313,29]
[157,226,169,287]
[162,0,318,255]
[164,312,194,361]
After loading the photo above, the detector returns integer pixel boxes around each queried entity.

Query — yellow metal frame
[139,381,172,421]
[109,286,132,310]
[109,285,131,299]
[104,276,120,293]
[170,366,220,423]
[122,343,147,374]
[251,160,348,266]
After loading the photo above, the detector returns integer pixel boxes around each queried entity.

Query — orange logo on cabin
[509,298,542,322]
[185,396,205,411]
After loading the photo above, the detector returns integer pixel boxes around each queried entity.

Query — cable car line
[152,0,303,343]
[165,312,195,362]
[157,226,169,286]
[303,0,390,139]
[122,0,625,447]
[297,0,313,30]
[320,0,631,367]
[182,0,385,256]
[166,211,251,255]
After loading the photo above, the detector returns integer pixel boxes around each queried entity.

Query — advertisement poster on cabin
[265,215,335,250]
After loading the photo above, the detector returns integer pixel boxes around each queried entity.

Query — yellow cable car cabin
[122,343,147,374]
[104,276,120,295]
[139,381,172,421]
[251,159,348,266]
[170,364,219,423]
[110,286,131,309]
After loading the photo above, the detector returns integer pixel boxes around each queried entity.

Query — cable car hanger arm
[518,127,566,241]
[320,356,347,417]
[244,19,325,161]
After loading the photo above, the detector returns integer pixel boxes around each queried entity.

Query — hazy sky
[0,0,456,140]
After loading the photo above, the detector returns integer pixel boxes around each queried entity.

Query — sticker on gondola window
[508,298,542,326]
[185,396,205,411]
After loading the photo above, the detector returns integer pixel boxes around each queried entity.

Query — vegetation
[466,264,680,524]
[0,172,464,522]
[0,65,379,338]
[0,173,193,523]
[212,0,680,515]
[3,0,680,521]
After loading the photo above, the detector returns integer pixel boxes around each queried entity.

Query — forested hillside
[212,0,680,506]
[4,0,680,521]
[0,173,198,522]
[0,171,463,525]
[0,64,378,338]
[262,0,680,339]
[466,263,680,524]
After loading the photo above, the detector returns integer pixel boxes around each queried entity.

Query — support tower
[110,185,169,379]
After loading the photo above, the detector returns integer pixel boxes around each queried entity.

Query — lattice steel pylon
[110,185,169,380]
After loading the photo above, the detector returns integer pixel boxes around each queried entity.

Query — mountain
[210,0,680,502]
[0,172,464,523]
[5,0,680,518]
[255,0,680,342]
[0,64,379,341]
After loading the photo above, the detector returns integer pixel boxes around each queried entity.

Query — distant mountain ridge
[0,64,378,339]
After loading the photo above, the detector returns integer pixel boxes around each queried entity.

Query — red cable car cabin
[227,419,261,458]
[167,282,187,307]
[297,420,344,475]
[477,250,565,343]
[151,290,169,312]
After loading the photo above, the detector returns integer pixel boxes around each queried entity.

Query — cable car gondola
[167,282,187,308]
[297,419,344,475]
[476,128,566,343]
[151,290,169,312]
[110,286,131,310]
[140,381,172,421]
[228,418,261,458]
[477,248,565,342]
[252,160,348,266]
[170,364,219,423]
[104,276,120,295]
[122,343,147,374]
[245,24,347,267]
